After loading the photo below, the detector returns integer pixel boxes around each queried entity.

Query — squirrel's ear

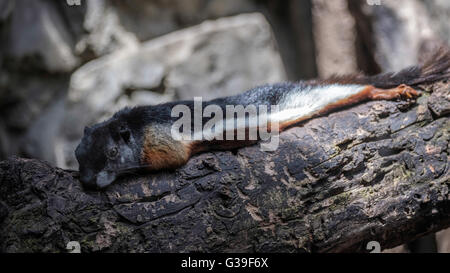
[84,126,92,135]
[119,126,131,143]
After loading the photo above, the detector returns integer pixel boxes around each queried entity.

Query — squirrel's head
[75,106,194,189]
[75,117,142,189]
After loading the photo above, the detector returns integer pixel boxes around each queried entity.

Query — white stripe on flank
[174,84,365,141]
[270,84,365,123]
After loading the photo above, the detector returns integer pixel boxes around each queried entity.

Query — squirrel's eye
[107,147,118,159]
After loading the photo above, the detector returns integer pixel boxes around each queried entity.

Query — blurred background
[0,0,449,252]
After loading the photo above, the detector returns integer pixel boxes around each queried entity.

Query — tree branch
[0,82,449,253]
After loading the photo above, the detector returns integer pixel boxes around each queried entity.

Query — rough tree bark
[0,82,449,253]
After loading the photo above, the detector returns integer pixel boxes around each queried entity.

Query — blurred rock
[311,0,450,75]
[3,0,79,72]
[0,75,68,131]
[23,96,66,164]
[271,0,317,80]
[0,73,68,160]
[351,0,450,73]
[58,13,286,169]
[369,0,436,71]
[0,0,14,21]
[111,0,258,41]
[75,0,139,58]
[1,0,141,72]
[0,121,11,160]
[436,228,450,253]
[312,0,358,77]
[423,0,450,46]
[166,14,286,100]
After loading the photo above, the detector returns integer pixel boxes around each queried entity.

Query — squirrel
[75,49,450,189]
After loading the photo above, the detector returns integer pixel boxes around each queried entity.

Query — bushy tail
[323,47,450,88]
[371,48,450,88]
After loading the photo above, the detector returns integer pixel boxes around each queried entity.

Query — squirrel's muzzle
[79,170,116,189]
[78,170,98,189]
